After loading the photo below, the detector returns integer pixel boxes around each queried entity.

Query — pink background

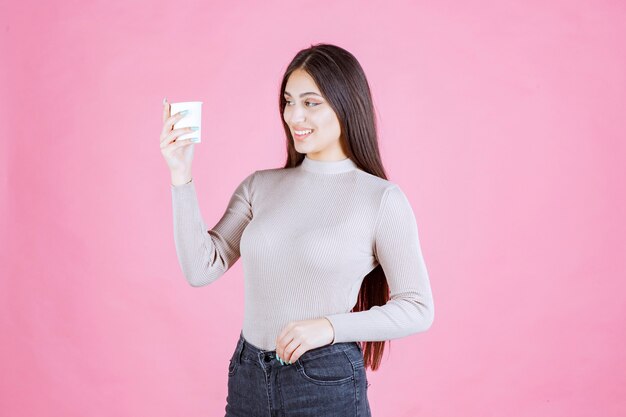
[2,0,625,416]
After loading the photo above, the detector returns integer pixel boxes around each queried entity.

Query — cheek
[316,109,339,129]
[318,112,341,137]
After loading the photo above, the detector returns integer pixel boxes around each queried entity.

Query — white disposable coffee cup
[170,101,202,143]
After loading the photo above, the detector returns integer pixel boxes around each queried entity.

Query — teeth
[295,129,312,135]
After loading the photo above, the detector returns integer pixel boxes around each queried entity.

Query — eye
[284,100,320,107]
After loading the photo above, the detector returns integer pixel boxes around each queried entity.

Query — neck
[299,154,358,174]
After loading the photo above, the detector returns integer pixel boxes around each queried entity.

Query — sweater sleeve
[171,172,255,287]
[324,185,435,344]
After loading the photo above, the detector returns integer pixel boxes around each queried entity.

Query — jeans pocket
[228,357,238,377]
[228,346,241,377]
[295,350,354,386]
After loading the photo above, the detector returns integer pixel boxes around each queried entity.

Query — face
[283,69,347,161]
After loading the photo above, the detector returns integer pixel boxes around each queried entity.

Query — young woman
[160,43,435,417]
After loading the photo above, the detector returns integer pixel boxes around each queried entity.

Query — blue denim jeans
[225,330,371,417]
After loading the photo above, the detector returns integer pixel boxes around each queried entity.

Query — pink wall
[2,0,625,416]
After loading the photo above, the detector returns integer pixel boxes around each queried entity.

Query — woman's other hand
[275,318,335,365]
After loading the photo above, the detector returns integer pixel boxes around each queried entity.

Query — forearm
[171,170,193,186]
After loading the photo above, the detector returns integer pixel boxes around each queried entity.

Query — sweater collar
[299,155,358,174]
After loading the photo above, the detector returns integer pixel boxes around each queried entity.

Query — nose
[287,105,306,125]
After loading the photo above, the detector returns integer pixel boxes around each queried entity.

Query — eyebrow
[284,91,322,98]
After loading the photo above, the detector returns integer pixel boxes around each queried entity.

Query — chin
[293,142,309,153]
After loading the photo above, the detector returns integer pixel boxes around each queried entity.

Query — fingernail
[190,126,199,131]
[163,97,167,105]
[180,110,190,116]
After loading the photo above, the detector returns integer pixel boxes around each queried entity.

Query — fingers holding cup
[169,101,203,144]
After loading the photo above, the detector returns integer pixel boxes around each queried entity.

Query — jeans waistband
[236,330,362,362]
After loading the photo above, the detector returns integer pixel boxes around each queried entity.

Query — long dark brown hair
[278,43,391,371]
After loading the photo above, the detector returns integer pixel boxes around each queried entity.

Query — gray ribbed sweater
[171,155,434,350]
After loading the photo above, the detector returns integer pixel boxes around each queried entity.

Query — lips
[293,128,314,140]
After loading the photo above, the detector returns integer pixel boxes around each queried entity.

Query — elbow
[392,292,435,335]
[184,272,213,287]
[187,278,208,288]
[183,267,226,287]
[410,298,435,334]
[411,313,434,334]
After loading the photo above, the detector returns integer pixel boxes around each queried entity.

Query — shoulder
[352,171,418,218]
[252,166,291,178]
[235,166,295,193]
[245,166,293,185]
[353,169,405,200]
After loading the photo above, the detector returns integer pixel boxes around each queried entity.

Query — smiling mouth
[293,129,314,140]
